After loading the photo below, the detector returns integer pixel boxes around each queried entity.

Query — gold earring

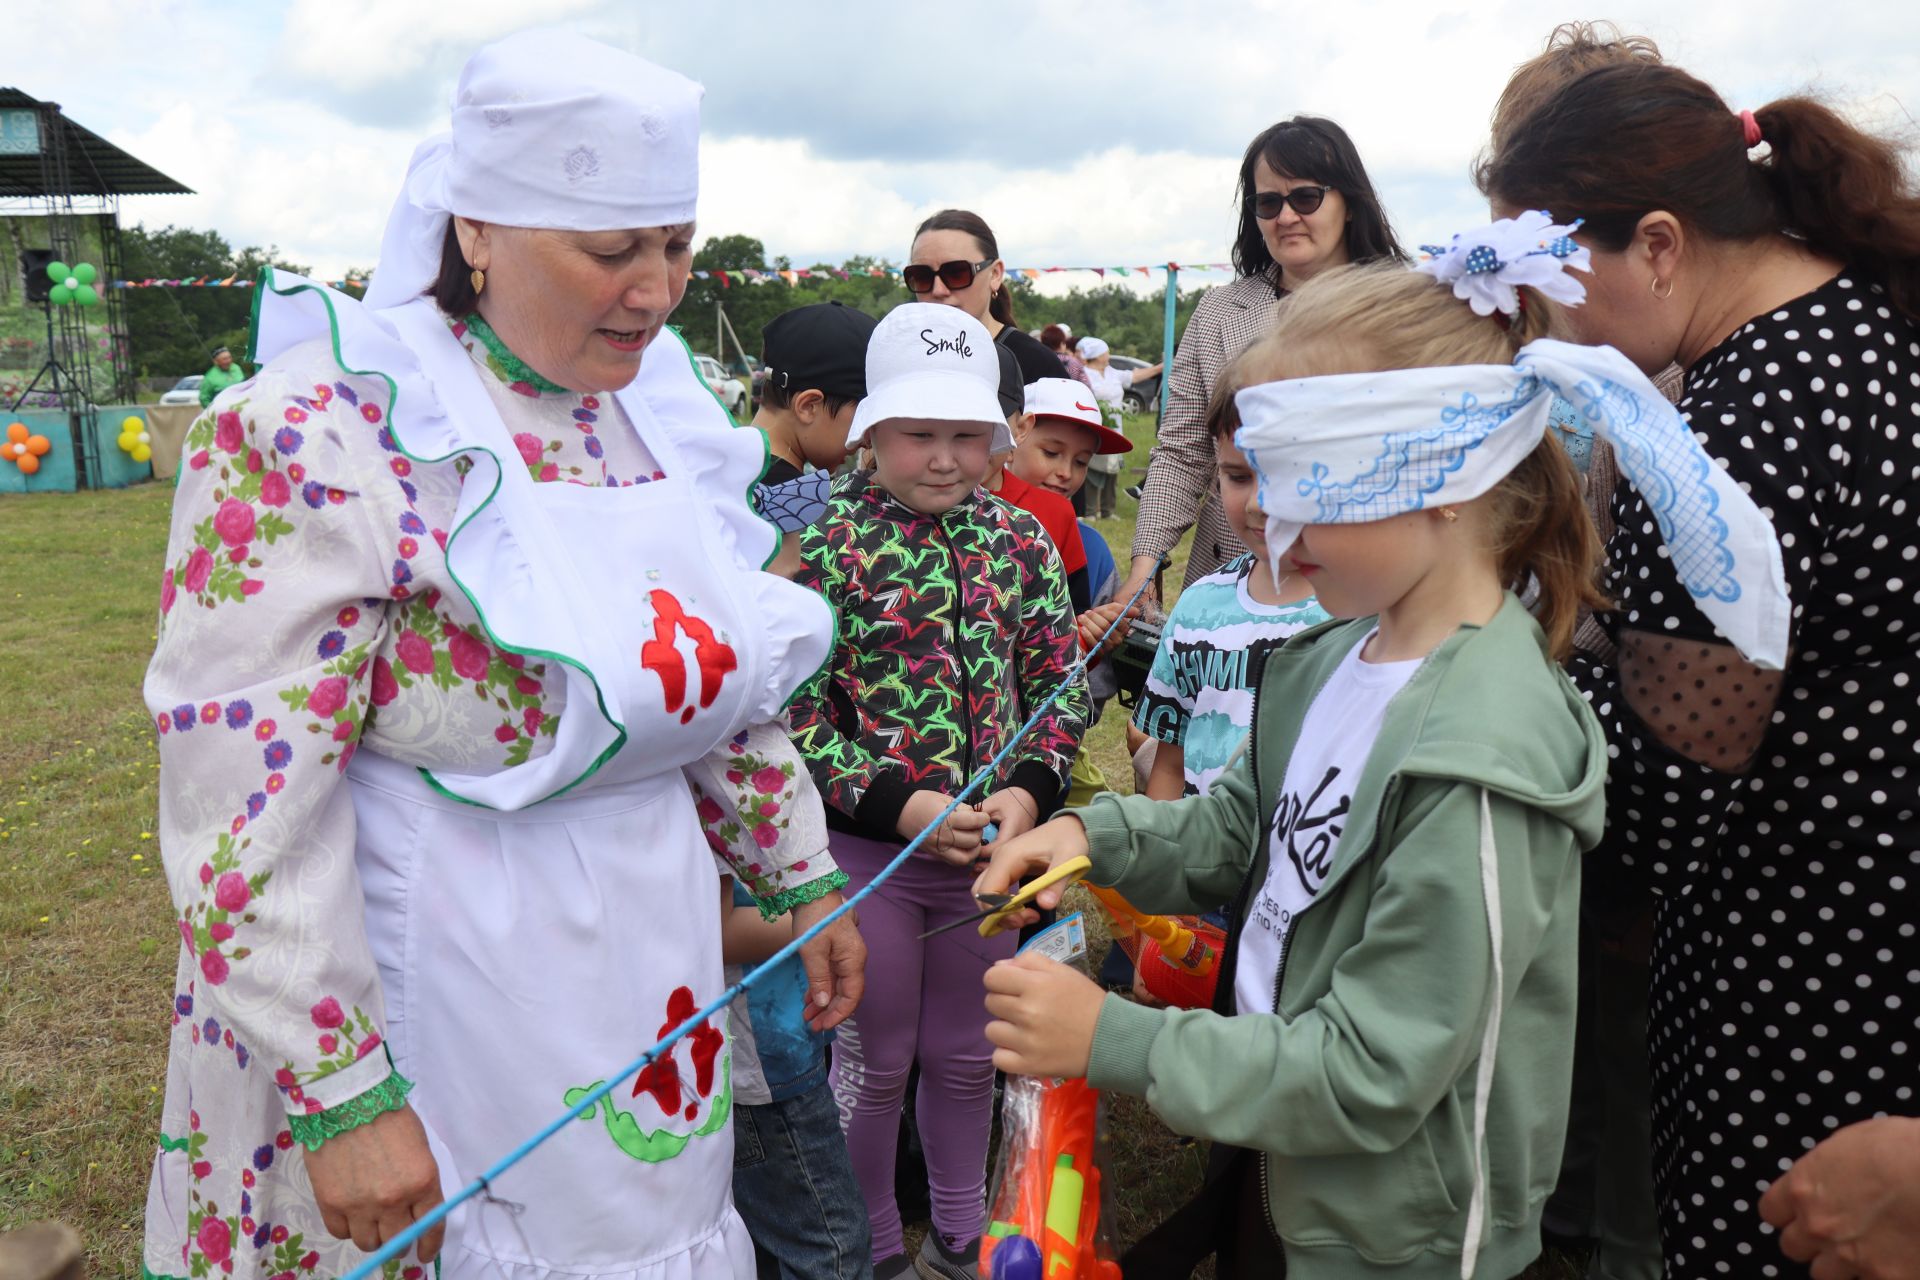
[1441,507,1459,523]
[1649,276,1673,300]
[470,267,486,295]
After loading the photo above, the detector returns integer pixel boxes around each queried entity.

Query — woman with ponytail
[907,208,1063,385]
[1480,35,1920,1280]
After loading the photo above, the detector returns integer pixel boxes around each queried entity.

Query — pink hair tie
[1739,108,1763,148]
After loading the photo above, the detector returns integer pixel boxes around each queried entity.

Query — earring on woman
[470,267,486,295]
[1650,276,1673,300]
[1440,507,1459,523]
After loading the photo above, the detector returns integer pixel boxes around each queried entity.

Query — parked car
[159,375,203,406]
[691,353,748,418]
[1107,354,1163,413]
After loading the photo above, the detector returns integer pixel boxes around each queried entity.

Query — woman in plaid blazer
[1122,117,1407,598]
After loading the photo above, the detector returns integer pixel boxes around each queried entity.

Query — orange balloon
[5,422,26,444]
[17,453,40,474]
[26,435,49,456]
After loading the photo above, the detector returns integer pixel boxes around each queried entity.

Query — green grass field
[0,414,1575,1278]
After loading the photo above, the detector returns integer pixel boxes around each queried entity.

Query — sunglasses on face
[1252,185,1335,220]
[903,257,996,294]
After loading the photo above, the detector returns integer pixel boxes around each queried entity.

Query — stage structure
[2,87,190,487]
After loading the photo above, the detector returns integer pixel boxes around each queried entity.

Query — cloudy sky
[10,0,1918,289]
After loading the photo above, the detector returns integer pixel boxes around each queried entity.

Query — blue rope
[345,556,1166,1278]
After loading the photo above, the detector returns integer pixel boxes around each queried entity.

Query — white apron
[342,299,823,1280]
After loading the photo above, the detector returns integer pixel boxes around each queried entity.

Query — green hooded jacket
[1078,595,1606,1280]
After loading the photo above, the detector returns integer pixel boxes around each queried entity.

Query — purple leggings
[829,831,1019,1261]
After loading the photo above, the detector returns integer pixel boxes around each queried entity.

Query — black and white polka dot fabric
[1574,273,1919,1279]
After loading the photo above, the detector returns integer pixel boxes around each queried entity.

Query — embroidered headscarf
[364,29,702,310]
[1233,212,1791,668]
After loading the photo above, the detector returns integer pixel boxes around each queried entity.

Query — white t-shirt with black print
[1234,636,1421,1017]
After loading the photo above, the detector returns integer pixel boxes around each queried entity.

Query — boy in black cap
[751,301,877,575]
[754,301,875,484]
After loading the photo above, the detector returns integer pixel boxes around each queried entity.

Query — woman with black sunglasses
[907,209,1065,385]
[1120,116,1406,607]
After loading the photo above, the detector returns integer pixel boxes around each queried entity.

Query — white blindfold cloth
[1234,338,1792,669]
[364,29,702,311]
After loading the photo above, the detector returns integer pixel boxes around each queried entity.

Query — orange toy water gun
[980,1077,1119,1280]
[1084,884,1217,976]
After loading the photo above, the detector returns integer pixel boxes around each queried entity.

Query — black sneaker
[1124,483,1144,500]
[914,1233,980,1279]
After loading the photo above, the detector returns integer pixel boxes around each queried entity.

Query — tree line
[2,222,1212,380]
[682,234,1207,369]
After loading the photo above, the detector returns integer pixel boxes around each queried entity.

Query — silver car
[158,375,203,406]
[692,354,747,419]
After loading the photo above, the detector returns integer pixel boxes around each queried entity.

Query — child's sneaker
[914,1232,980,1280]
[874,1252,915,1280]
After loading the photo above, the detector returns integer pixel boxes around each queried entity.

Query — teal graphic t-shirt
[1132,553,1330,795]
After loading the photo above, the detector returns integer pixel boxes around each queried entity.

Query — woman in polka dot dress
[1479,42,1920,1280]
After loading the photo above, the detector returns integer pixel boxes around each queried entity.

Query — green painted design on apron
[565,1053,732,1164]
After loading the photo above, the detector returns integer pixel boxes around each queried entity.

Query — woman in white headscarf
[140,30,861,1280]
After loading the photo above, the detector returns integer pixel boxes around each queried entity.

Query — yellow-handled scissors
[916,855,1093,940]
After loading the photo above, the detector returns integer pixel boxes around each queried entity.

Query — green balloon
[73,263,97,286]
[46,260,69,284]
[48,283,72,305]
[76,284,99,307]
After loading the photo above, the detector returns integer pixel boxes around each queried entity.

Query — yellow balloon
[122,415,143,432]
[132,443,153,463]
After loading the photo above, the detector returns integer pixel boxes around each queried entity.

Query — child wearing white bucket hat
[791,303,1090,1278]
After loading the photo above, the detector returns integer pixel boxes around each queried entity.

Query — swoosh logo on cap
[1075,402,1096,412]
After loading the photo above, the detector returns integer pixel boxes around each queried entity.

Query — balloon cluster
[46,261,102,307]
[118,415,154,463]
[3,422,53,475]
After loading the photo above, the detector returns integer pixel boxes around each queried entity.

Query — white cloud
[17,0,1919,290]
[110,102,418,273]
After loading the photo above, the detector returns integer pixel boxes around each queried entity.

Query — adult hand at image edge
[1759,1114,1920,1280]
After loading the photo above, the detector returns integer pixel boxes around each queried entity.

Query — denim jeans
[733,1078,873,1280]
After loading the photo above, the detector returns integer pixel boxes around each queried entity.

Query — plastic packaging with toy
[979,915,1123,1280]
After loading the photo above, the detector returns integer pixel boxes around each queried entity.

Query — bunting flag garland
[108,261,1235,290]
[106,277,367,290]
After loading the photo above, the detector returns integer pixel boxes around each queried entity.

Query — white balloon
[138,431,151,444]
[62,276,78,290]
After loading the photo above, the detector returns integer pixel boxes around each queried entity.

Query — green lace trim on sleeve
[286,1070,415,1152]
[755,868,849,920]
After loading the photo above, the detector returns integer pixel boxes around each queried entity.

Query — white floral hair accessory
[1414,210,1591,319]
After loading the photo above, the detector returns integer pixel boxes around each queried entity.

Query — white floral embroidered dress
[142,284,839,1280]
